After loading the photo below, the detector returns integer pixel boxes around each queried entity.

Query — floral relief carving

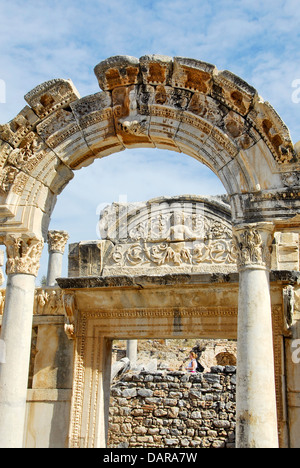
[233,224,274,270]
[107,213,237,271]
[7,137,40,169]
[0,165,19,193]
[111,238,237,269]
[47,230,69,253]
[4,235,44,276]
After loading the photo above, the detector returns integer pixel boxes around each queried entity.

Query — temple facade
[0,55,300,448]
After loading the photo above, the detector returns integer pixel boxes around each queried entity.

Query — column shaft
[236,268,278,448]
[47,251,63,286]
[234,223,278,448]
[0,235,43,448]
[0,273,36,448]
[126,340,138,369]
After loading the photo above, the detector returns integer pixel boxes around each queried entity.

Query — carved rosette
[233,223,274,271]
[4,235,44,276]
[47,230,69,254]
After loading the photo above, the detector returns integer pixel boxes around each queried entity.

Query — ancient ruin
[0,55,300,448]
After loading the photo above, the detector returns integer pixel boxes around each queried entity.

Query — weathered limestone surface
[0,267,297,447]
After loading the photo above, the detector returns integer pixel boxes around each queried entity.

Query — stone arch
[0,54,299,240]
[0,55,300,449]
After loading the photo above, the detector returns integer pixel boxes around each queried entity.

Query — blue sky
[1,0,300,281]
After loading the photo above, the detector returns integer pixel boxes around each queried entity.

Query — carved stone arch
[0,54,299,240]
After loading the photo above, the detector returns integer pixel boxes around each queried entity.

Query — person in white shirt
[186,351,198,373]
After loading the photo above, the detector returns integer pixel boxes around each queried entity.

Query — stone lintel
[56,270,299,291]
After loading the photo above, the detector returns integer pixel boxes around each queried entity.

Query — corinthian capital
[233,223,274,271]
[4,235,44,276]
[47,230,69,254]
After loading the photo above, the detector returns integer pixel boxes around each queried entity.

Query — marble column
[233,223,279,448]
[47,230,69,286]
[126,340,138,369]
[0,235,43,448]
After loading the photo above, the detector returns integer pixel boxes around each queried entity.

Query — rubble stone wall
[108,366,236,448]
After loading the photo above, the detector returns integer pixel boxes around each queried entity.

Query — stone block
[94,56,140,91]
[140,55,173,86]
[25,79,80,119]
[36,108,94,170]
[0,106,40,148]
[172,57,216,94]
[213,70,257,116]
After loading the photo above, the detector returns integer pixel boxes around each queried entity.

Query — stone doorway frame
[58,274,287,448]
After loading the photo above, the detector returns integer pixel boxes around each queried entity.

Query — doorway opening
[108,338,237,449]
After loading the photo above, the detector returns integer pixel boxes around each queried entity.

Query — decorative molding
[283,285,294,329]
[47,230,69,254]
[82,306,238,320]
[62,292,76,340]
[4,235,44,276]
[108,238,237,271]
[0,289,5,315]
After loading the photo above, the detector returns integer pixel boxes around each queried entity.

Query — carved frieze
[34,288,63,315]
[100,196,237,275]
[0,165,19,194]
[108,237,237,271]
[0,106,40,148]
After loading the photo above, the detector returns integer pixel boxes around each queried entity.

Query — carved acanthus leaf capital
[4,235,44,276]
[233,223,274,271]
[47,230,69,254]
